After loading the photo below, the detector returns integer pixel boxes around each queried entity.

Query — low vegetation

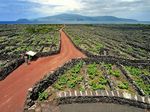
[0,24,61,68]
[126,66,150,95]
[52,61,138,94]
[53,61,84,91]
[65,24,150,59]
[38,91,49,101]
[118,82,129,90]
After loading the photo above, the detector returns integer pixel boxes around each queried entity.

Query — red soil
[0,29,86,112]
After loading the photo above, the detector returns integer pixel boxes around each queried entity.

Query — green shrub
[0,63,5,67]
[25,25,55,34]
[135,79,150,95]
[126,66,150,95]
[126,66,141,76]
[38,91,49,101]
[104,64,112,70]
[76,76,83,82]
[71,61,83,74]
[74,37,81,45]
[67,80,76,88]
[143,85,150,95]
[109,70,120,77]
[54,61,84,90]
[89,79,105,90]
[127,47,133,53]
[79,86,85,92]
[58,75,68,84]
[91,83,105,90]
[99,76,107,85]
[87,63,97,77]
[53,83,63,90]
[95,43,104,51]
[118,82,129,89]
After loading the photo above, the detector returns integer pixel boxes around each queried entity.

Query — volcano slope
[0,29,86,112]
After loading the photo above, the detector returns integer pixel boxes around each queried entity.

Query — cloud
[19,0,150,17]
[78,0,150,15]
[20,0,84,15]
[74,0,150,20]
[0,0,150,21]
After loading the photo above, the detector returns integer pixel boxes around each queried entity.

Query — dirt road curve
[0,29,86,112]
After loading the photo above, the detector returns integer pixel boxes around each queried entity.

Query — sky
[0,0,150,21]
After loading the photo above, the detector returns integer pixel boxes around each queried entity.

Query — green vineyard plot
[48,61,144,95]
[65,25,150,59]
[125,66,150,95]
[0,24,61,68]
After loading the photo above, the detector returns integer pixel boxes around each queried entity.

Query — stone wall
[0,58,24,80]
[56,90,150,109]
[83,57,150,68]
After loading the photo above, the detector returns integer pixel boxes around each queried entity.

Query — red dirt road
[0,30,86,112]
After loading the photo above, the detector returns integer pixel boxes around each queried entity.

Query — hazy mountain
[17,19,30,23]
[32,13,138,23]
[1,13,149,24]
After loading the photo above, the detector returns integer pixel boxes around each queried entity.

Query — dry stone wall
[0,58,24,80]
[56,90,150,109]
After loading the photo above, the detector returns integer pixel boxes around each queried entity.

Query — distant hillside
[32,13,138,23]
[1,13,150,24]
